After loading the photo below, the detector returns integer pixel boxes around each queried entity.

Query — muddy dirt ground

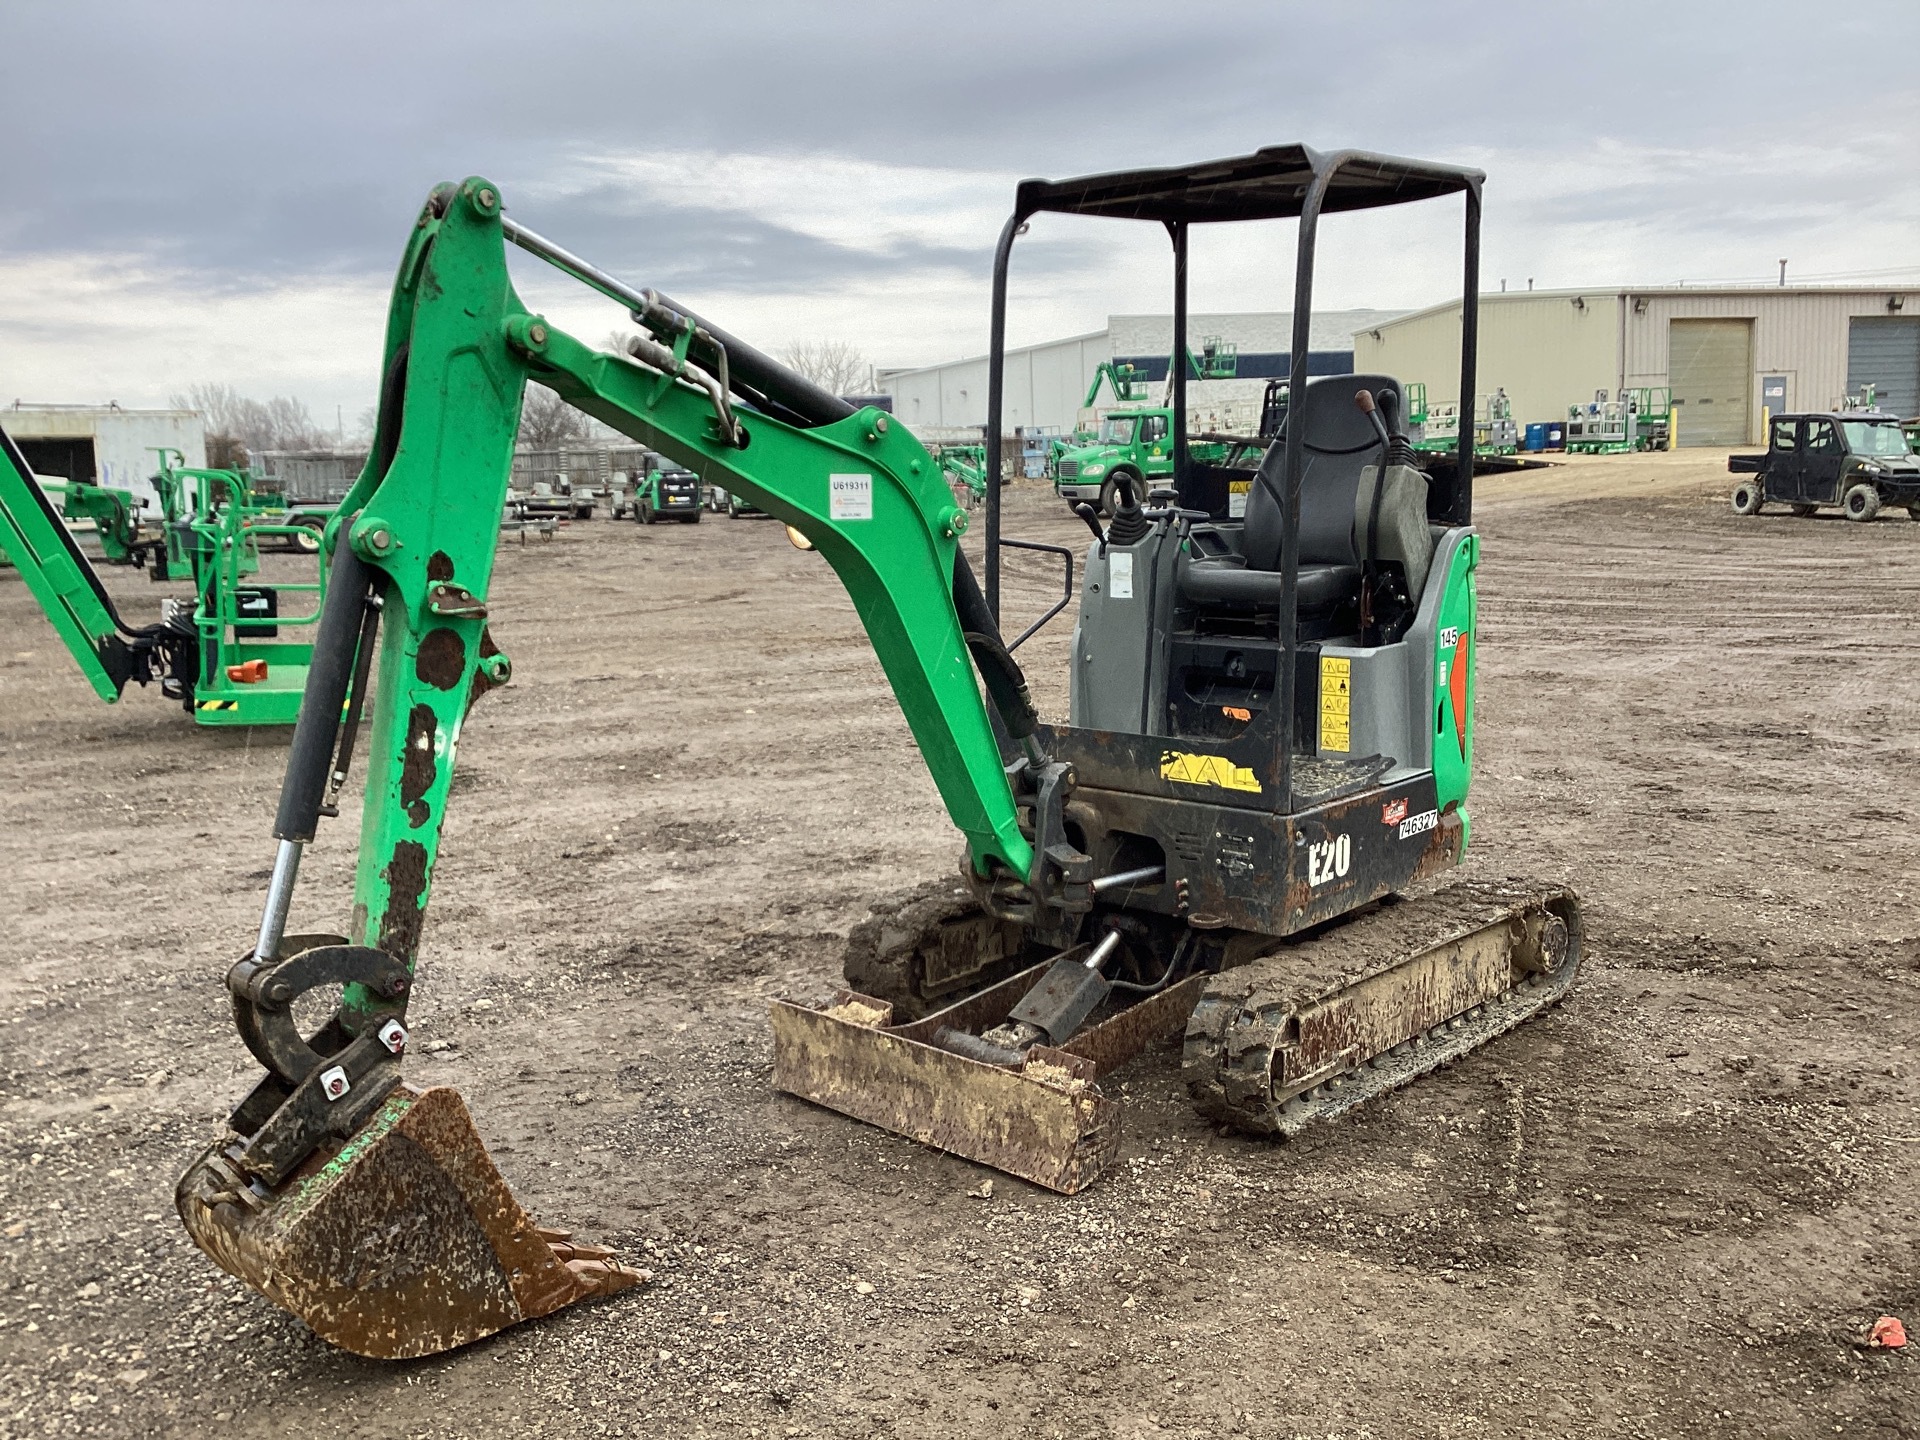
[3,451,1918,1439]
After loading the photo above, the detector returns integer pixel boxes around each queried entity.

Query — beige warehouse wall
[1626,290,1919,442]
[1355,293,1619,428]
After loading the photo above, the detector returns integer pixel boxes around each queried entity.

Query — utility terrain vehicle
[634,464,703,522]
[1729,411,1920,520]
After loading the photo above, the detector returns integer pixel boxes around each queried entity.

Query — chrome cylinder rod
[1090,865,1165,895]
[254,839,303,962]
[1081,929,1125,971]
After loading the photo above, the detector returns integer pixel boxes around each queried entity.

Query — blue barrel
[1545,421,1566,449]
[1523,423,1549,452]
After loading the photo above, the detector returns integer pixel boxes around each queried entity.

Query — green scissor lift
[0,424,323,725]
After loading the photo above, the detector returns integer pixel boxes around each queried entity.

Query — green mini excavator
[175,148,1581,1363]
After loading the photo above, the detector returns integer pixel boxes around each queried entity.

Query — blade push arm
[265,178,1035,1026]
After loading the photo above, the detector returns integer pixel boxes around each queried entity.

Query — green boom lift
[931,440,990,502]
[175,154,1581,1362]
[53,476,157,567]
[0,429,324,724]
[1083,339,1238,410]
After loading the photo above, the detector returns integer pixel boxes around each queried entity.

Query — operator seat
[1179,373,1414,609]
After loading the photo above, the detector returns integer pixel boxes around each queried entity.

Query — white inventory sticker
[828,473,873,521]
[1110,551,1135,599]
[1398,808,1439,840]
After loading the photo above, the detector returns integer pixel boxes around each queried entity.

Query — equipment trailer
[174,153,1581,1363]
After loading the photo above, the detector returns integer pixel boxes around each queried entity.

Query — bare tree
[518,383,589,447]
[780,339,873,398]
[172,382,330,467]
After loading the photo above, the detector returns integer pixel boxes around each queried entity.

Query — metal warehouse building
[4,402,206,506]
[879,309,1403,435]
[1354,287,1920,447]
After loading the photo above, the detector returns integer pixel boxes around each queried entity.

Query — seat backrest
[1243,373,1400,572]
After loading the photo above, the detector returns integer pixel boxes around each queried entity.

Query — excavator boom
[178,176,1047,1357]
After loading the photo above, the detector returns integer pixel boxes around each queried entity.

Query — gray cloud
[3,0,1916,417]
[6,1,1912,284]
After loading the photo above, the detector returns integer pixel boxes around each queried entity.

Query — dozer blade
[1184,878,1583,1136]
[770,966,1209,1194]
[176,1084,645,1359]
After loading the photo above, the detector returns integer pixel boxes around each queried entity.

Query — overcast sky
[3,1,1916,430]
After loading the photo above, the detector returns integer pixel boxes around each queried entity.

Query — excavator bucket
[176,1085,645,1360]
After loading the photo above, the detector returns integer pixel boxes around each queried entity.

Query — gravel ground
[2,451,1917,1438]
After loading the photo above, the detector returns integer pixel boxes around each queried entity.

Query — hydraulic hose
[952,550,1038,740]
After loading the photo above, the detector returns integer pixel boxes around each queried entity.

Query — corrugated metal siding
[1847,317,1920,417]
[883,310,1402,434]
[1354,292,1617,429]
[1667,319,1751,445]
[1625,291,1920,439]
[1112,310,1402,356]
[883,333,1108,432]
[0,407,206,507]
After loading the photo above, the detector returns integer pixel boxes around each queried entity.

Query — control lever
[1355,388,1393,451]
[1376,386,1404,442]
[1071,501,1107,552]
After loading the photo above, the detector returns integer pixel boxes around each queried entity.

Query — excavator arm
[177,176,1049,1359]
[311,177,1029,994]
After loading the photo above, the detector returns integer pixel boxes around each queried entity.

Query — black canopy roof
[1013,144,1481,225]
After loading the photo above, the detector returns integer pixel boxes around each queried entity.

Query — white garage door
[1848,317,1920,418]
[1669,319,1752,447]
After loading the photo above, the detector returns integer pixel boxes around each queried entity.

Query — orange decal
[1446,635,1469,758]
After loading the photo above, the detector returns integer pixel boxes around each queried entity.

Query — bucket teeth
[177,1084,645,1359]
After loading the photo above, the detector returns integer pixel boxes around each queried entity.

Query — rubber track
[1182,877,1583,1137]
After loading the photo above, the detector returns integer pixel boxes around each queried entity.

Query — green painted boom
[0,425,128,701]
[312,178,1031,1012]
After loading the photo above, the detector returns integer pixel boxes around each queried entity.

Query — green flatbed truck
[1052,408,1228,514]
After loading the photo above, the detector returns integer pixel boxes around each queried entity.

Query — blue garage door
[1848,317,1920,417]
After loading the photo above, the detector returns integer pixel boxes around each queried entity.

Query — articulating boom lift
[177,149,1580,1362]
[0,426,320,724]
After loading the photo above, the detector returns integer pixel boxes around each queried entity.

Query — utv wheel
[727,499,740,518]
[1790,503,1818,518]
[1730,482,1764,516]
[641,504,655,525]
[291,522,322,553]
[685,511,701,524]
[1843,484,1882,523]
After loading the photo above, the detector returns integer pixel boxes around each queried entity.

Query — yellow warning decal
[1160,750,1262,793]
[1227,478,1252,518]
[196,700,241,711]
[1319,655,1351,753]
